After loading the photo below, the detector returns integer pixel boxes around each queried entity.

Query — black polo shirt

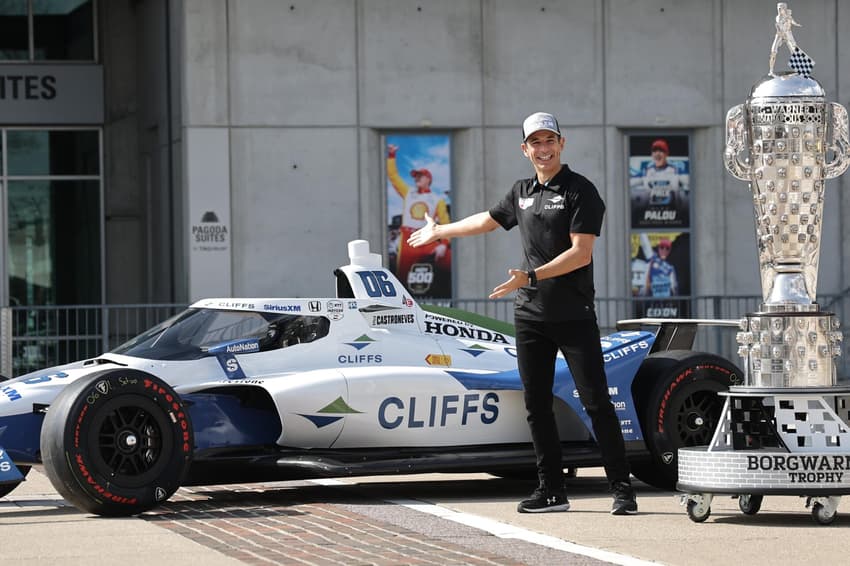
[488,164,605,321]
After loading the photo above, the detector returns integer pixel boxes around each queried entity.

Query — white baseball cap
[522,112,561,141]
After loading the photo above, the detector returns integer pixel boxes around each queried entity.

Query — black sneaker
[611,481,638,515]
[517,488,570,513]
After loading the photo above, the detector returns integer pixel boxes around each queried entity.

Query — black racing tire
[0,465,31,498]
[40,369,193,516]
[630,350,742,490]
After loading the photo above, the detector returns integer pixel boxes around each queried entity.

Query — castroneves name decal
[748,455,850,484]
[379,393,499,429]
[424,321,509,344]
[372,313,415,325]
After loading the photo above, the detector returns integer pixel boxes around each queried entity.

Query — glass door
[2,128,102,374]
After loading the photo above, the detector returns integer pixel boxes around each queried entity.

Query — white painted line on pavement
[309,479,659,566]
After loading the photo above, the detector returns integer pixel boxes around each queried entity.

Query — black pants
[514,316,630,490]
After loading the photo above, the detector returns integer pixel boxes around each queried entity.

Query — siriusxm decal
[1,385,21,401]
[263,304,301,312]
[216,353,246,379]
[378,393,499,429]
[297,396,362,428]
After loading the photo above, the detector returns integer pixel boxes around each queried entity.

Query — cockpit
[111,308,330,361]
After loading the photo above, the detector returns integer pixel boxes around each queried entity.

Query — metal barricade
[1,296,849,381]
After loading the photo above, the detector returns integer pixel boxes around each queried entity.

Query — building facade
[2,0,850,318]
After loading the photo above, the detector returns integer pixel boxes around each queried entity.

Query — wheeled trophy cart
[679,385,850,525]
[678,3,850,525]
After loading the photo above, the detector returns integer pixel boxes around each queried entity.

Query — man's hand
[489,269,528,299]
[387,144,397,158]
[408,212,439,247]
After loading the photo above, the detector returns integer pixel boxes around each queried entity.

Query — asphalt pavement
[2,466,849,565]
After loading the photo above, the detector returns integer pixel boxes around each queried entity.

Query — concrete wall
[171,0,850,302]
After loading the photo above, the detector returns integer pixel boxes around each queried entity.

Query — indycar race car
[0,240,742,516]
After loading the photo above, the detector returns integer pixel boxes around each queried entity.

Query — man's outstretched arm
[408,211,499,247]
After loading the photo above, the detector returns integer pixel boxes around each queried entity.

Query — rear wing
[616,318,742,353]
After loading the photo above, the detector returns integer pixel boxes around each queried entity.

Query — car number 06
[357,271,397,298]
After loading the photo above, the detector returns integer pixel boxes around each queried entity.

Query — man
[769,2,801,75]
[642,139,685,207]
[644,237,678,297]
[408,112,637,515]
[386,145,451,293]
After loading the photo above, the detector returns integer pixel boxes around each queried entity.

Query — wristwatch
[526,269,537,286]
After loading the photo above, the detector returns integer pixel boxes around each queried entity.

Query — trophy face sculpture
[725,3,849,387]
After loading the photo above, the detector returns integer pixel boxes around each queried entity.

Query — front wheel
[630,350,742,490]
[40,369,193,516]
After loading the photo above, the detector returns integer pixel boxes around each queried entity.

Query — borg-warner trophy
[678,3,850,525]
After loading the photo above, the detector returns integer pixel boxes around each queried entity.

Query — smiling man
[407,112,637,516]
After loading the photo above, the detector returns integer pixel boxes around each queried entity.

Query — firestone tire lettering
[40,369,193,517]
[629,351,741,490]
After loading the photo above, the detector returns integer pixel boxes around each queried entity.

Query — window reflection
[7,178,100,306]
[0,0,28,60]
[33,0,94,60]
[7,130,100,176]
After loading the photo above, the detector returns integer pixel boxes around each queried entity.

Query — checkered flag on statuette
[789,47,815,78]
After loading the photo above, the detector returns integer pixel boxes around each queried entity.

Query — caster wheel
[812,502,837,526]
[738,494,763,515]
[687,499,711,523]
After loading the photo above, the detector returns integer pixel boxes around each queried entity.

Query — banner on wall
[629,135,690,229]
[385,134,452,299]
[630,231,691,318]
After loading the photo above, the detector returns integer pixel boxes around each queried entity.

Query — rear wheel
[631,350,742,490]
[40,369,192,516]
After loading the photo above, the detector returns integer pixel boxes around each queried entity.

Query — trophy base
[737,311,842,388]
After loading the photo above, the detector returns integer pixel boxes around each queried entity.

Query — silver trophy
[677,5,850,524]
[725,3,850,387]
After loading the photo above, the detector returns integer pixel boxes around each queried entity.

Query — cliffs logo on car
[296,396,362,428]
[378,392,500,429]
[340,334,382,364]
[460,344,490,357]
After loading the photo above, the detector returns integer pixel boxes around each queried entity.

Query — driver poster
[631,231,691,318]
[629,135,690,229]
[385,133,452,299]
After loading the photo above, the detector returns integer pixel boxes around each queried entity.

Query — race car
[0,240,742,517]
